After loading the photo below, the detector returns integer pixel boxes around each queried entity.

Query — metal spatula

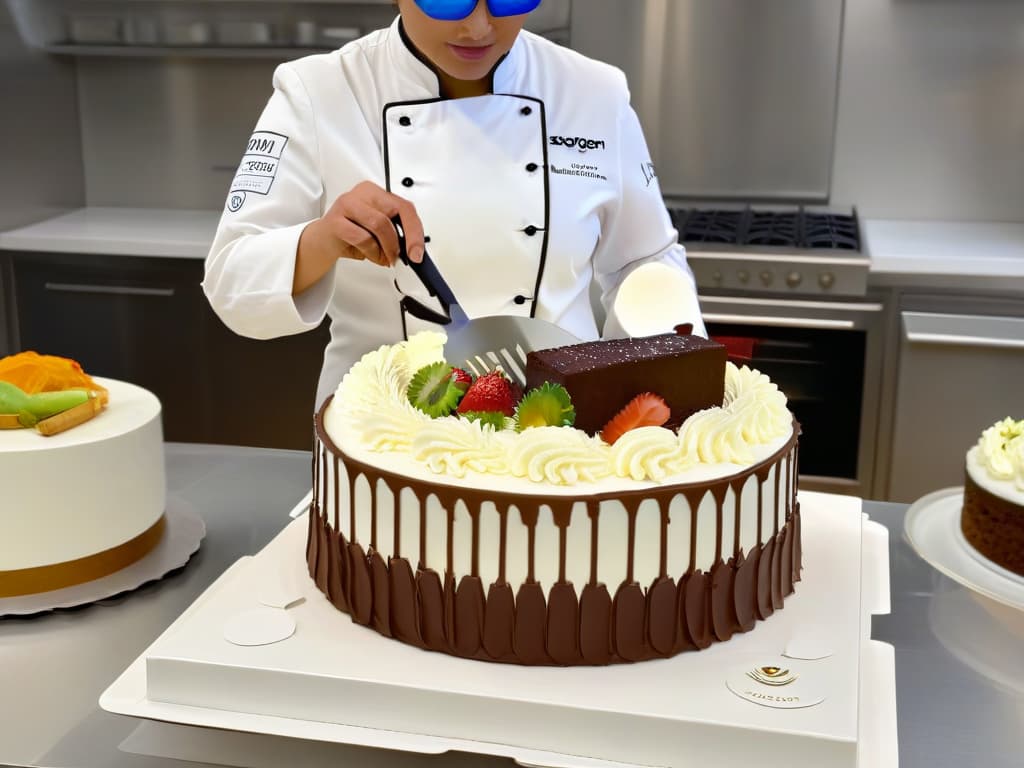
[394,219,579,387]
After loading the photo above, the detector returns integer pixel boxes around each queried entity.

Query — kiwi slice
[407,362,462,418]
[514,382,575,431]
[461,411,507,430]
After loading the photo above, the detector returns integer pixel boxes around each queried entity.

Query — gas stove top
[668,207,870,298]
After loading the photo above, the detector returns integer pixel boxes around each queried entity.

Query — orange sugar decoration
[0,352,108,401]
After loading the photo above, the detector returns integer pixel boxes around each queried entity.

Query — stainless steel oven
[673,207,884,498]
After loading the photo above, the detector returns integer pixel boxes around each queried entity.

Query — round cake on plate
[0,374,166,598]
[307,331,801,665]
[962,417,1024,577]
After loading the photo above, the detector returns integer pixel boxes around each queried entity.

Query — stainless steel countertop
[1,443,1022,767]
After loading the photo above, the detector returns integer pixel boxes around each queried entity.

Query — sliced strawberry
[456,370,517,417]
[450,367,473,392]
[600,393,671,445]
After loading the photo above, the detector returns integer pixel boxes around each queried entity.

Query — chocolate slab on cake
[524,329,727,435]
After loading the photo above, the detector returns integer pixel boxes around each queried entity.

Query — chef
[203,0,707,409]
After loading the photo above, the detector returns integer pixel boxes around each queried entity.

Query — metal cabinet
[11,252,329,449]
[887,309,1024,502]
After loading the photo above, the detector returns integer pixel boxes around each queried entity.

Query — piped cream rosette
[329,332,792,486]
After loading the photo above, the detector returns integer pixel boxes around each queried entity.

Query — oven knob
[760,270,774,287]
[786,271,803,288]
[819,272,836,290]
[737,269,750,284]
[712,270,723,284]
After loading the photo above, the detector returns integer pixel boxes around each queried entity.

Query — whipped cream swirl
[977,417,1024,491]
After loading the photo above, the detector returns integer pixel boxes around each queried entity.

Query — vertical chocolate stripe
[454,575,485,656]
[647,576,677,654]
[757,538,775,620]
[347,542,373,625]
[389,557,418,644]
[514,582,548,664]
[733,548,757,632]
[333,455,340,530]
[483,581,515,659]
[710,559,736,642]
[613,580,646,661]
[579,583,612,664]
[416,569,446,651]
[370,551,391,636]
[497,503,508,583]
[624,498,641,583]
[546,582,580,665]
[588,500,599,584]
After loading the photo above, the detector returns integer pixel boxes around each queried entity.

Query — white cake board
[0,495,205,617]
[101,491,896,768]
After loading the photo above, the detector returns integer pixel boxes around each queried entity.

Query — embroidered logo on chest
[549,135,606,152]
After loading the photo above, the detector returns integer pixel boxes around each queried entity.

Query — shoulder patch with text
[228,131,290,204]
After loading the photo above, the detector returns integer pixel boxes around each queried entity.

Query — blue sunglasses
[413,0,542,21]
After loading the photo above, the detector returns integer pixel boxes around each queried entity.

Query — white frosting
[974,417,1024,492]
[0,378,165,571]
[318,334,799,587]
[327,333,792,487]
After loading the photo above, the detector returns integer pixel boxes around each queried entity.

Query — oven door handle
[905,331,1024,351]
[702,313,856,330]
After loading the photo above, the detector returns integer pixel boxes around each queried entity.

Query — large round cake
[962,417,1024,577]
[308,331,801,665]
[0,377,166,598]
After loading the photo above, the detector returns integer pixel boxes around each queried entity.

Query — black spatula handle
[392,217,461,317]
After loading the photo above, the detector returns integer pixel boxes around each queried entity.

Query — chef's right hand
[294,182,425,295]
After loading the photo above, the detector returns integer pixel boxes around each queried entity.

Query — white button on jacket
[203,17,705,408]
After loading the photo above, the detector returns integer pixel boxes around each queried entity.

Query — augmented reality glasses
[413,0,543,21]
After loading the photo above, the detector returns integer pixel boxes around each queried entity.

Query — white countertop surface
[2,208,1023,289]
[0,207,220,259]
[864,219,1024,277]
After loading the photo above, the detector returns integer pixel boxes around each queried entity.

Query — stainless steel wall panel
[77,57,276,209]
[831,0,1024,221]
[571,0,844,202]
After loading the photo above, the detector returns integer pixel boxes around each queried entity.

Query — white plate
[904,487,1024,611]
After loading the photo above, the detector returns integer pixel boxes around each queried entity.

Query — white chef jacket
[204,17,705,408]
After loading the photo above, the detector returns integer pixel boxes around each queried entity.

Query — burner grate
[670,207,860,251]
[801,213,859,250]
[744,211,799,247]
[676,209,745,243]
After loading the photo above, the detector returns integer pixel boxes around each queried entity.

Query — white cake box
[101,491,895,768]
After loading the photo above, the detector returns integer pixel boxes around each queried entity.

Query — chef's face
[398,0,530,84]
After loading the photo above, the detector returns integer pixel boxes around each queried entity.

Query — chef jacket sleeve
[591,84,707,338]
[202,63,333,340]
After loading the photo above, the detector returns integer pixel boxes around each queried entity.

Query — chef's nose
[457,1,494,39]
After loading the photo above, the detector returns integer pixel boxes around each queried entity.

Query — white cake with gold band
[0,377,166,598]
[307,331,801,666]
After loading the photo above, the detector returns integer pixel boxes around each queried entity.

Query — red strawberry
[456,371,516,417]
[600,393,671,445]
[450,367,473,392]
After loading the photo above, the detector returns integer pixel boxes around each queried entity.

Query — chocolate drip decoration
[579,583,612,664]
[756,539,775,620]
[370,551,391,636]
[306,405,801,665]
[454,576,485,656]
[389,557,419,644]
[483,582,515,658]
[685,570,712,650]
[547,582,581,664]
[514,582,549,664]
[647,576,677,653]
[710,559,736,642]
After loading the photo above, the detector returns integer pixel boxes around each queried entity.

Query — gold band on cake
[0,514,166,598]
